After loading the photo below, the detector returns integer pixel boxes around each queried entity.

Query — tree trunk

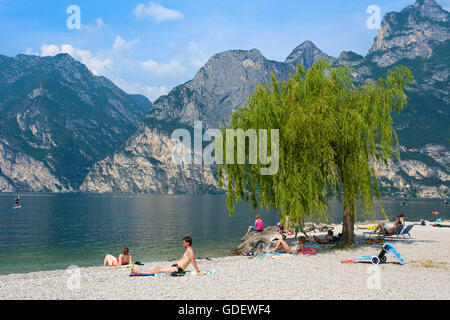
[340,192,355,246]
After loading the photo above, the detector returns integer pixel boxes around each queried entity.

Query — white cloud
[144,85,169,101]
[33,36,186,102]
[114,78,169,102]
[24,48,39,55]
[133,2,183,22]
[40,44,114,75]
[83,18,106,32]
[113,35,140,51]
[140,59,185,75]
[40,44,61,57]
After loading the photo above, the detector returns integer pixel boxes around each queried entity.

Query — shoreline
[0,217,440,276]
[1,219,449,300]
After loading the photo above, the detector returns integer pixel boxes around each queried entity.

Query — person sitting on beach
[246,214,264,235]
[264,236,314,254]
[131,236,201,276]
[373,216,402,235]
[104,247,133,267]
[313,230,334,243]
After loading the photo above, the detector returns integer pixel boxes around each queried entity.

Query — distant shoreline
[0,191,446,201]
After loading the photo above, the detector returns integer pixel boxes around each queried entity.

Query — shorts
[250,226,263,232]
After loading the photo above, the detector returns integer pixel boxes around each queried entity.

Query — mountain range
[0,0,448,198]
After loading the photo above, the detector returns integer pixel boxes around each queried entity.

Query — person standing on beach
[246,214,264,235]
[104,247,133,267]
[131,236,201,275]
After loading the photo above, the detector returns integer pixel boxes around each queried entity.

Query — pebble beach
[1,219,449,300]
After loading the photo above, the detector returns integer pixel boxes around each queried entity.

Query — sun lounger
[384,224,413,239]
[364,224,413,240]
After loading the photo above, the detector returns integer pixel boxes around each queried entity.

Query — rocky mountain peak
[368,0,449,67]
[149,48,293,128]
[0,52,147,190]
[414,0,447,17]
[284,40,334,70]
[337,51,364,66]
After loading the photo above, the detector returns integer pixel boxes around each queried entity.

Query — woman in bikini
[104,247,133,267]
[264,236,315,254]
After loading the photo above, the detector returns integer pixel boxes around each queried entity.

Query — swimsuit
[110,256,129,267]
[171,264,184,273]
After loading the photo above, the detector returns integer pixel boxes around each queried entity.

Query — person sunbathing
[313,230,335,243]
[373,217,401,235]
[264,236,314,254]
[131,236,201,275]
[104,247,133,267]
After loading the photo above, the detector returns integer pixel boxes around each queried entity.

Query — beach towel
[358,225,376,230]
[129,270,215,277]
[432,224,450,228]
[258,249,316,261]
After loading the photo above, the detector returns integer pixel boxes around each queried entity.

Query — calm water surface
[0,193,447,275]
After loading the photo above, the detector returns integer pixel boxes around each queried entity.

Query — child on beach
[104,247,133,267]
[131,236,201,276]
[246,214,264,234]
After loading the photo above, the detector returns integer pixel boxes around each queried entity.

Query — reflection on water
[0,193,447,275]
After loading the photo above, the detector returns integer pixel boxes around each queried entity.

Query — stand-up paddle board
[341,243,404,265]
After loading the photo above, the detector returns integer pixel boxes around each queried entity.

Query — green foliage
[218,60,413,237]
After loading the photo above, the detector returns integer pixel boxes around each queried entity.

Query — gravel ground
[1,220,449,300]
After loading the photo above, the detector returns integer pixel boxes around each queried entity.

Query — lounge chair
[383,224,413,240]
[364,224,413,240]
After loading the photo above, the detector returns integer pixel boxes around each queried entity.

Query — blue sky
[0,0,449,101]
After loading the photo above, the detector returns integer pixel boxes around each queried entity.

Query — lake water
[0,193,447,275]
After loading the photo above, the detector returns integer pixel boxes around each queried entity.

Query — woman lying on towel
[264,236,315,254]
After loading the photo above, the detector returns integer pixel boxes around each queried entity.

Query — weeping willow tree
[217,59,413,246]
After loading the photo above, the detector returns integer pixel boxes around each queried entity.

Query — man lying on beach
[264,236,314,254]
[131,236,201,275]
